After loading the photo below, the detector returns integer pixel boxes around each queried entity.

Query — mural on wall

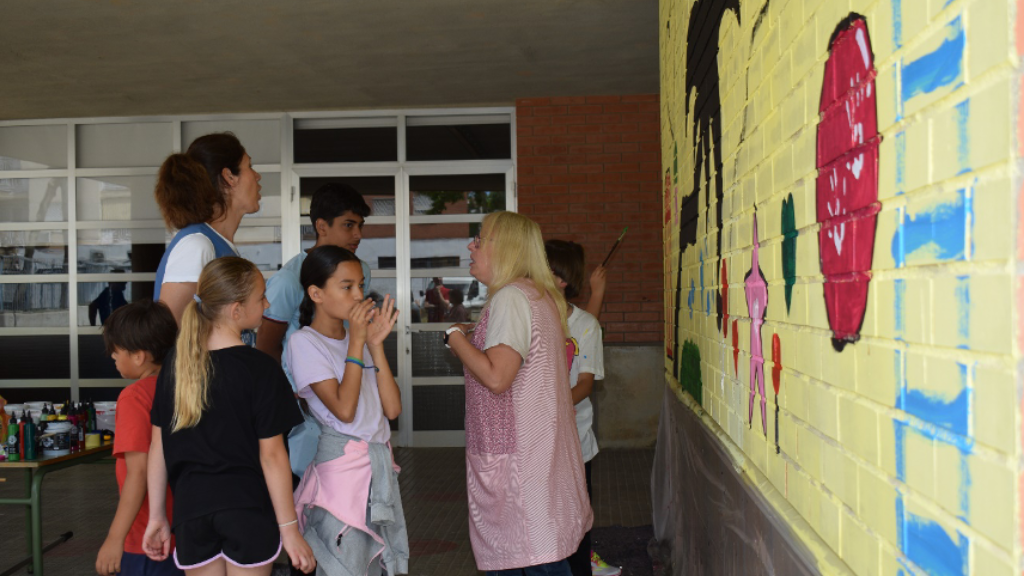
[745,213,768,435]
[661,0,1001,573]
[670,0,740,377]
[816,14,881,352]
[889,10,972,576]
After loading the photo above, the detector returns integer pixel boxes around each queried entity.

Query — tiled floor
[0,448,653,575]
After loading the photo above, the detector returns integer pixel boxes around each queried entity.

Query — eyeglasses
[473,235,487,249]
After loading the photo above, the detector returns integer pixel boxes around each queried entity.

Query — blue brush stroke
[904,387,969,437]
[699,248,706,316]
[955,100,970,174]
[894,419,972,575]
[904,514,969,576]
[959,447,971,520]
[894,131,906,195]
[688,279,694,320]
[894,279,906,336]
[956,276,969,345]
[892,0,903,49]
[891,190,968,267]
[894,420,906,481]
[902,17,964,103]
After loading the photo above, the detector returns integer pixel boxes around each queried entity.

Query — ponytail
[155,132,245,230]
[171,256,260,432]
[173,298,213,431]
[298,293,316,328]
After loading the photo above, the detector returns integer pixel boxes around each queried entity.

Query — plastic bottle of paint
[76,404,86,449]
[5,416,18,461]
[47,403,57,422]
[0,394,7,444]
[24,418,36,460]
[18,411,26,460]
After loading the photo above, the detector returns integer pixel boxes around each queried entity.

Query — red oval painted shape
[817,16,879,348]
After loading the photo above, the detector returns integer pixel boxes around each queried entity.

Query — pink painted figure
[816,16,880,351]
[745,213,768,435]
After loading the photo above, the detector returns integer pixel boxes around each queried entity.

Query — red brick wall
[516,94,662,344]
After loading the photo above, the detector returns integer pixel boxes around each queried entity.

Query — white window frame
[0,107,517,449]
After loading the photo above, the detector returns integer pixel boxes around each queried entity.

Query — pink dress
[464,281,593,571]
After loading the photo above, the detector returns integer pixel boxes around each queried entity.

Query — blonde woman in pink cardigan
[446,212,592,576]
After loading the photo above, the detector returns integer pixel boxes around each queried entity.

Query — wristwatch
[444,326,465,349]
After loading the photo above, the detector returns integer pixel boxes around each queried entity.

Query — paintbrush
[601,227,628,267]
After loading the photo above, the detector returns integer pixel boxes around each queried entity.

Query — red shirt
[113,376,174,555]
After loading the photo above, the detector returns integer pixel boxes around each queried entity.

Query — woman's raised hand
[366,294,399,347]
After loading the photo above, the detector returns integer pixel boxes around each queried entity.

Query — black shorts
[173,508,281,569]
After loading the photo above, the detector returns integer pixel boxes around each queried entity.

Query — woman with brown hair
[153,133,262,325]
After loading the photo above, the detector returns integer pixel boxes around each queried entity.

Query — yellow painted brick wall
[660,0,1020,574]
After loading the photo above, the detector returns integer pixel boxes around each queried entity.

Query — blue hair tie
[193,294,202,309]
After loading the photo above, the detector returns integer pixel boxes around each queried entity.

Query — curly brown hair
[154,133,245,230]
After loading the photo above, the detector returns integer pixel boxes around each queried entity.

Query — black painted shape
[673,0,740,377]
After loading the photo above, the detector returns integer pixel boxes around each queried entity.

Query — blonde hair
[172,257,260,432]
[482,211,569,336]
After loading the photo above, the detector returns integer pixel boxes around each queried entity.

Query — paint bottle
[5,416,19,462]
[47,403,57,422]
[77,404,86,449]
[24,418,36,460]
[0,394,6,443]
[18,411,26,460]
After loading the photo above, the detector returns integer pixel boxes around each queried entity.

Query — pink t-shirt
[464,281,592,571]
[286,326,391,444]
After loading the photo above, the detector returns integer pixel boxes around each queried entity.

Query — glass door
[289,109,515,446]
[405,167,514,446]
[293,171,403,438]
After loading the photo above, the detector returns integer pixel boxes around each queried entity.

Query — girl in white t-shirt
[544,240,619,576]
[286,245,409,575]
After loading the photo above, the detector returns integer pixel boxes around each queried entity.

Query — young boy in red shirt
[95,300,182,576]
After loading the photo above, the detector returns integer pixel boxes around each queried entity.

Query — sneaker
[591,551,622,576]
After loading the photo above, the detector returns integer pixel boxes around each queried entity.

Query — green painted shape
[679,340,702,405]
[781,193,797,314]
[673,142,678,183]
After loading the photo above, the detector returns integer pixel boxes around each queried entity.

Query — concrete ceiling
[2,0,659,121]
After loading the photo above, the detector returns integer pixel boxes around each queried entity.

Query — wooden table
[0,444,114,575]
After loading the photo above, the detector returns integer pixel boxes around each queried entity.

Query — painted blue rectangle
[891,190,968,266]
[904,513,969,576]
[904,388,969,437]
[902,17,964,103]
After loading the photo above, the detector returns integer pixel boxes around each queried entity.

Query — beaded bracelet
[345,356,380,373]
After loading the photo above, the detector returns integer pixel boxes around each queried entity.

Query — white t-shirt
[482,286,533,360]
[161,225,238,283]
[567,304,603,462]
[286,326,391,444]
